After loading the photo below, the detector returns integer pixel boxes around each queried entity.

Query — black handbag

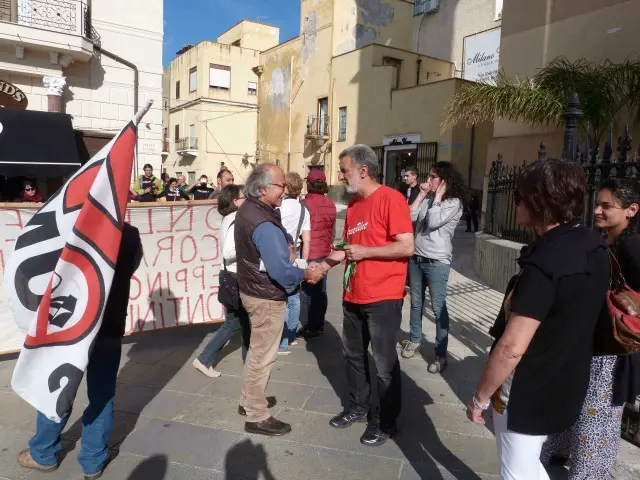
[217,221,240,311]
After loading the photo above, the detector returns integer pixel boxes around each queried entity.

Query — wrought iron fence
[485,93,640,243]
[370,142,438,185]
[6,0,94,39]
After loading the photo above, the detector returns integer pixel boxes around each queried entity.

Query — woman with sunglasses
[467,159,609,480]
[541,178,640,478]
[193,184,250,378]
[20,181,43,203]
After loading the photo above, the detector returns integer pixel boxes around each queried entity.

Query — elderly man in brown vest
[234,163,324,436]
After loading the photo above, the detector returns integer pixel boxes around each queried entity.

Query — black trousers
[342,299,403,428]
[466,212,479,232]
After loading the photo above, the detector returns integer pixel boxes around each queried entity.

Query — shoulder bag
[217,220,240,311]
[594,249,640,355]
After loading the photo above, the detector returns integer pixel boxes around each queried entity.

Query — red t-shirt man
[343,186,413,304]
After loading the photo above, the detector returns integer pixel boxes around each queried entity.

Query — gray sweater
[410,195,462,264]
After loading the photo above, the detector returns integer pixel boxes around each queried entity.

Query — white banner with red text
[0,202,224,355]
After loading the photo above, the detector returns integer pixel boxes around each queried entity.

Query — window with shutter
[189,67,197,93]
[248,81,257,95]
[338,107,347,142]
[210,64,231,89]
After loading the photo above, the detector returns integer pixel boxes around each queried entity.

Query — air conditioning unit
[426,0,440,13]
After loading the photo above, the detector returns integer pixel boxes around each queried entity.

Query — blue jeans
[29,338,121,476]
[408,256,451,357]
[300,257,328,332]
[280,290,301,350]
[198,306,251,367]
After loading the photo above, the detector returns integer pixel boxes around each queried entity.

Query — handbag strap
[294,200,307,245]
[608,247,627,289]
[222,220,235,271]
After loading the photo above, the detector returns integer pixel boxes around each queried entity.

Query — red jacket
[305,193,337,260]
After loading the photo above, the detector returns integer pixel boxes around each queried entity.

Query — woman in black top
[466,159,610,480]
[541,178,640,478]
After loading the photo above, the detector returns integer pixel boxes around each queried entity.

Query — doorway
[383,146,417,190]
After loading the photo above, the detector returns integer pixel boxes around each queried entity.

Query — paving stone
[116,363,181,388]
[97,452,226,480]
[114,384,199,419]
[269,362,340,389]
[119,343,177,365]
[172,396,246,433]
[197,374,245,400]
[119,418,245,470]
[217,435,403,480]
[0,363,13,393]
[153,346,202,368]
[302,386,346,414]
[0,393,36,432]
[162,367,213,394]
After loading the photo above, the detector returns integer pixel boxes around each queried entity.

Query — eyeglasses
[270,183,285,190]
[238,196,246,200]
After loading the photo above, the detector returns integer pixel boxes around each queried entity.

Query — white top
[220,212,237,273]
[278,197,311,249]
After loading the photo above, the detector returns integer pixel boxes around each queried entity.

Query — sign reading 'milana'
[463,27,501,84]
[0,80,28,109]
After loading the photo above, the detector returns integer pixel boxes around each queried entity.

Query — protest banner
[0,201,224,355]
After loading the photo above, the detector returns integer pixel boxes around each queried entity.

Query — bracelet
[472,392,491,411]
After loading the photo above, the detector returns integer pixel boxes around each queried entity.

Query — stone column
[43,76,67,113]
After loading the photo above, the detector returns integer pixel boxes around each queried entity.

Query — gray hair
[245,164,275,199]
[339,144,379,179]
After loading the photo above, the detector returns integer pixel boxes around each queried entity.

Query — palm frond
[442,70,564,132]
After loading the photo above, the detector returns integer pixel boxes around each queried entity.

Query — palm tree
[443,57,640,148]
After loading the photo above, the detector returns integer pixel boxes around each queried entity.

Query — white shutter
[189,70,197,92]
[210,67,231,89]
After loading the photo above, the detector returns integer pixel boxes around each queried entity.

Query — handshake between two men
[298,242,367,285]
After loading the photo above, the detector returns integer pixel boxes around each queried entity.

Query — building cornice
[169,97,259,113]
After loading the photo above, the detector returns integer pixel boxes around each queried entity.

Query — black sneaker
[428,356,448,374]
[300,328,323,340]
[329,410,367,429]
[360,423,397,447]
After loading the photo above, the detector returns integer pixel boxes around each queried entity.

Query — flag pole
[134,99,154,126]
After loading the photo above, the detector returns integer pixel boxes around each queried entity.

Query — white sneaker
[277,350,292,356]
[192,358,222,378]
[290,340,299,346]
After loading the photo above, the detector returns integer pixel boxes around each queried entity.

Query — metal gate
[372,142,438,185]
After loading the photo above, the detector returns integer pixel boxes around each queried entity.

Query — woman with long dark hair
[541,178,640,478]
[467,159,610,480]
[403,161,464,373]
[193,185,250,378]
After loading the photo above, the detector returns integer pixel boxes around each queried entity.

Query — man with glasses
[234,164,323,436]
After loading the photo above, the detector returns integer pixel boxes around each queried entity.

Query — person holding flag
[3,101,152,479]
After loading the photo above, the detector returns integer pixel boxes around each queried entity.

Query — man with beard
[315,144,414,446]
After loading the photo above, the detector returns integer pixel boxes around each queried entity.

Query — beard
[345,177,360,194]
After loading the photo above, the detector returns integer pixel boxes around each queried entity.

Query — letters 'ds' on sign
[0,80,28,109]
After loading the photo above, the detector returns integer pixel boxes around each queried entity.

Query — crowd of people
[13,144,640,480]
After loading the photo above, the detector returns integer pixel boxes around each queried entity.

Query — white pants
[493,409,551,480]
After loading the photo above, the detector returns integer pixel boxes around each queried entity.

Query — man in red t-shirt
[316,144,414,447]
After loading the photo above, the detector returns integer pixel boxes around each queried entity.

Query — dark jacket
[235,198,290,301]
[612,234,640,405]
[405,185,420,205]
[489,221,610,435]
[98,223,142,338]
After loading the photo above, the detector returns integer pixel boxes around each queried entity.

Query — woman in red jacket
[300,170,337,338]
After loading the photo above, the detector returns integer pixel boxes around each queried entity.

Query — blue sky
[163,0,301,67]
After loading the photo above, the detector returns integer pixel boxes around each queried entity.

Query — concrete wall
[0,0,164,173]
[474,232,522,293]
[412,0,501,70]
[218,21,280,52]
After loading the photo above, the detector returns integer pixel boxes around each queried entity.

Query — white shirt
[278,197,310,249]
[220,212,237,273]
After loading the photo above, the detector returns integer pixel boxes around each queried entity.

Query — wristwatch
[472,392,491,411]
[432,201,442,208]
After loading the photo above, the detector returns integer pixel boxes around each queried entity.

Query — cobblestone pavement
[0,222,637,479]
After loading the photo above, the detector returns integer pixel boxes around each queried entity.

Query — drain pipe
[93,45,140,174]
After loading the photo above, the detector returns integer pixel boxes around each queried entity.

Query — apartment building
[256,0,501,193]
[489,0,640,164]
[0,0,164,188]
[162,21,279,185]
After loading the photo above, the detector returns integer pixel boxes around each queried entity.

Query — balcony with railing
[175,137,198,156]
[0,0,96,61]
[306,115,330,141]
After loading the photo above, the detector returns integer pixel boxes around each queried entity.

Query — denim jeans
[342,299,403,429]
[408,256,451,356]
[29,338,121,476]
[280,289,301,349]
[198,306,251,367]
[300,257,328,332]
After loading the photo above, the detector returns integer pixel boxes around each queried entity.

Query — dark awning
[0,108,82,177]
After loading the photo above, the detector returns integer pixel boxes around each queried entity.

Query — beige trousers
[240,294,286,422]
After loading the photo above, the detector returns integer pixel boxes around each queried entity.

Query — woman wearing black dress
[541,178,640,478]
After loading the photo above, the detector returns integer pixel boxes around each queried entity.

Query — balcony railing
[306,115,330,140]
[0,0,96,40]
[175,137,198,154]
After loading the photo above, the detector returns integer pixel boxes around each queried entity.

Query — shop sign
[463,28,501,84]
[0,80,28,109]
[383,133,421,146]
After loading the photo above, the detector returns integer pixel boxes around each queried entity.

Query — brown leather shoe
[238,397,277,416]
[17,448,58,472]
[244,416,292,436]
